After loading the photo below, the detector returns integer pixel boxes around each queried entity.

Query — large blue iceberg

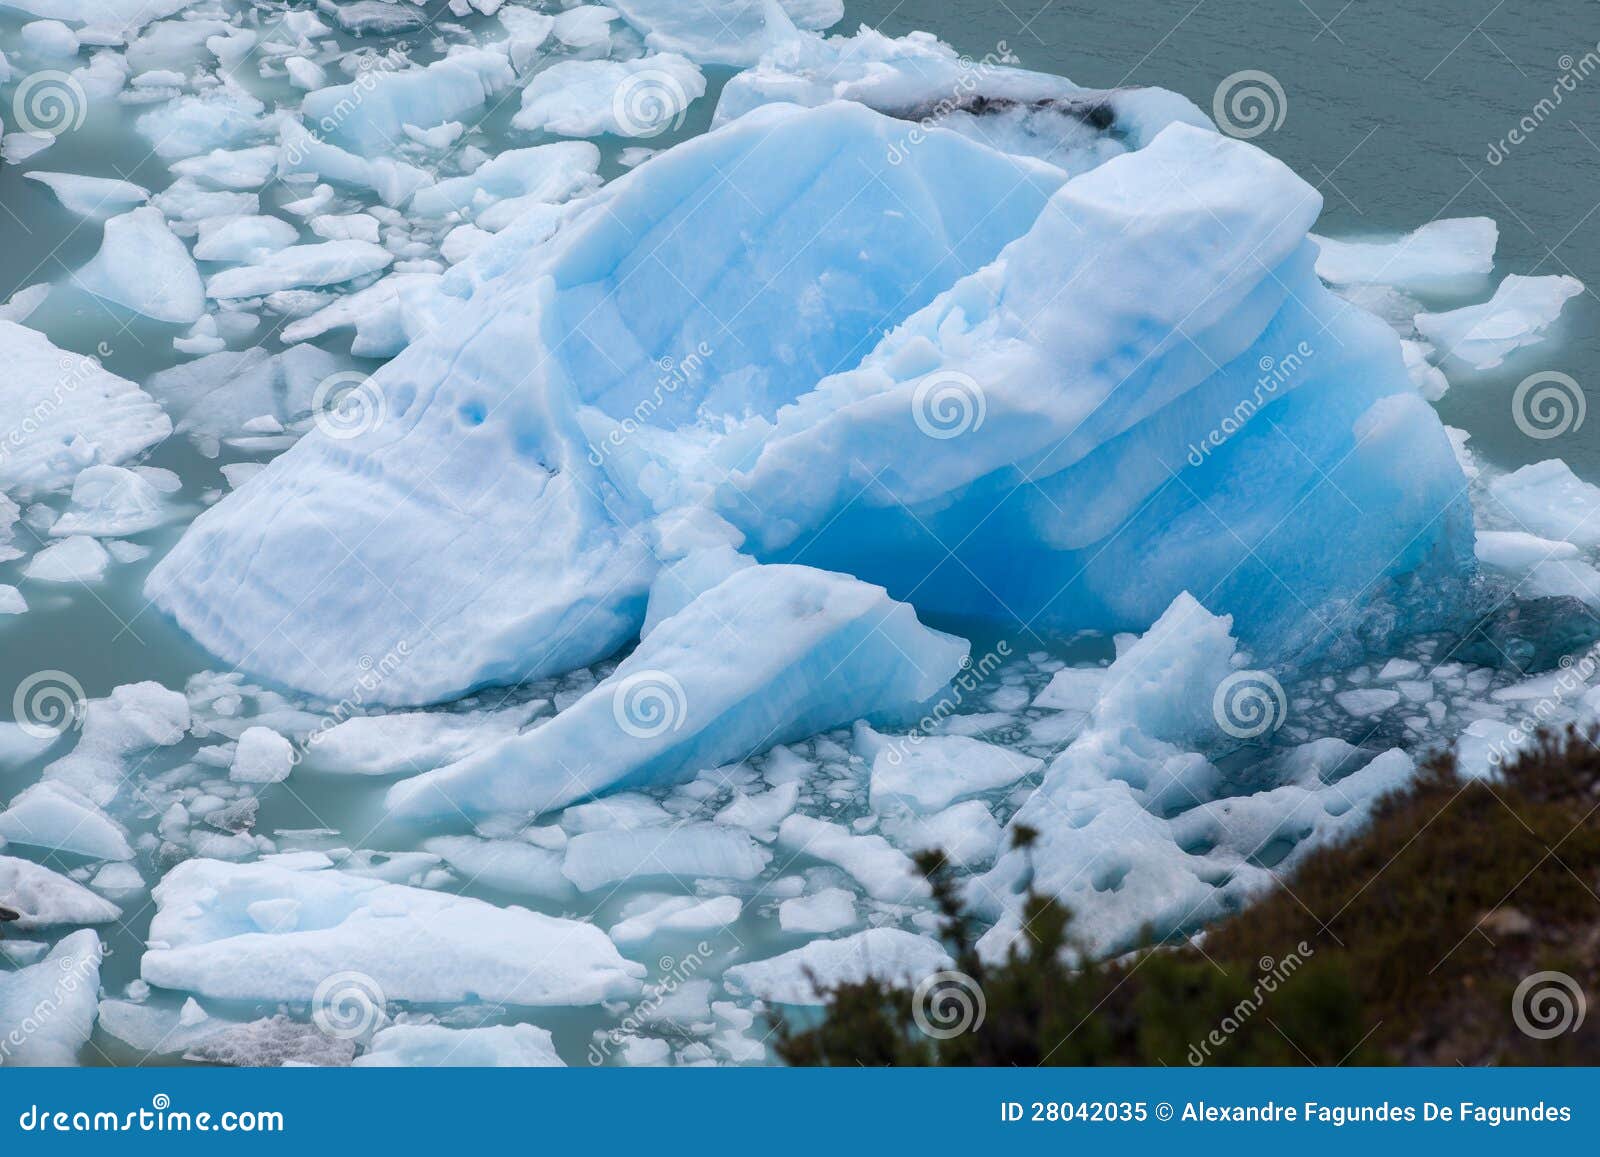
[147,98,1471,707]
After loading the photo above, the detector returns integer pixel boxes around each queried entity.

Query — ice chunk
[407,142,600,218]
[1415,274,1583,369]
[0,855,121,929]
[861,730,1041,814]
[230,726,294,784]
[775,814,927,902]
[193,215,300,263]
[512,55,707,138]
[355,1023,564,1067]
[1309,218,1497,291]
[607,893,742,945]
[75,206,204,324]
[0,929,102,1066]
[0,585,24,615]
[976,594,1417,955]
[609,0,841,66]
[422,835,573,902]
[388,565,966,820]
[1032,666,1107,712]
[883,800,1002,866]
[42,681,189,806]
[561,826,770,892]
[206,240,394,299]
[302,46,514,154]
[137,84,268,160]
[714,24,1208,165]
[172,145,280,191]
[142,859,645,1006]
[24,536,109,583]
[1475,529,1578,576]
[1488,460,1600,548]
[0,0,189,33]
[723,928,949,1004]
[142,344,342,444]
[0,321,170,500]
[302,701,544,777]
[0,782,133,861]
[777,886,856,933]
[24,171,149,219]
[49,465,171,537]
[278,120,435,207]
[551,5,618,49]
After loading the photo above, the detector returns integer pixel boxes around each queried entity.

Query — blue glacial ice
[149,98,1471,712]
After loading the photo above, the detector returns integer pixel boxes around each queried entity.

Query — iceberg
[151,100,1467,715]
[386,563,967,822]
[145,101,1070,704]
[141,859,645,1006]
